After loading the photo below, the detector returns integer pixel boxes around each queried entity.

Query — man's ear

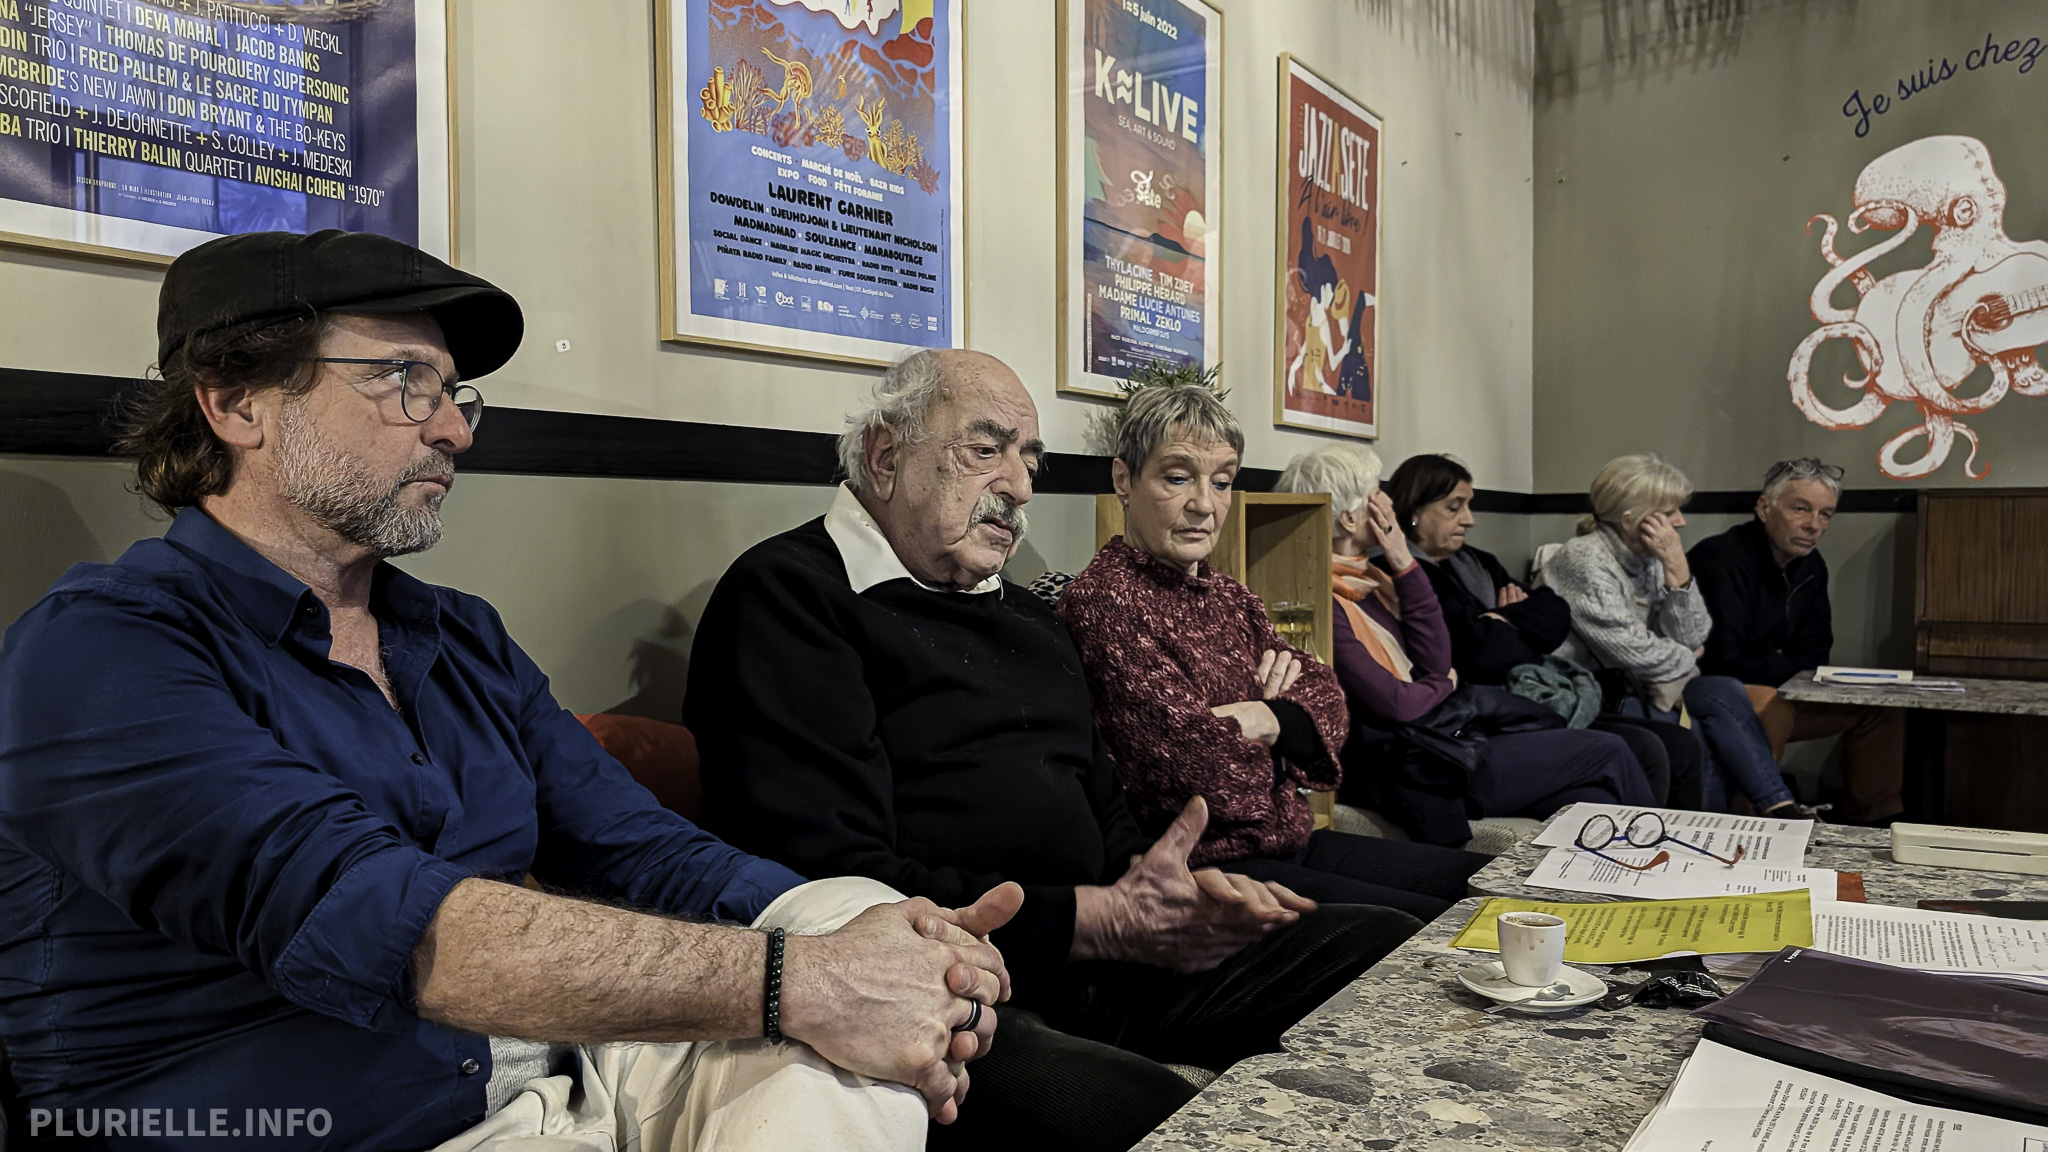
[1755,494,1772,521]
[193,383,267,451]
[1111,457,1132,501]
[863,423,901,502]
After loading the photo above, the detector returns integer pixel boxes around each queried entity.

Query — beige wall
[1,0,1539,711]
[1533,0,2048,491]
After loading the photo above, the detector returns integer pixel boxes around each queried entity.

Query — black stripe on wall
[0,366,1918,512]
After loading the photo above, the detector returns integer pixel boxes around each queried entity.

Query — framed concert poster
[0,0,453,265]
[1274,54,1380,438]
[657,0,965,366]
[1056,0,1222,398]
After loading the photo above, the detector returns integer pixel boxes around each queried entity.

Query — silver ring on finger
[952,1000,982,1033]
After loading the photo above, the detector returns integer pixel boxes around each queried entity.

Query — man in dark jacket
[685,349,1417,1152]
[1687,458,1904,823]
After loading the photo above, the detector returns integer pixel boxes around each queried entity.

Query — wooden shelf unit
[1094,492,1334,665]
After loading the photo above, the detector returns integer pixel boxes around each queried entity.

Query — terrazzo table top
[1133,895,1701,1152]
[1777,669,2048,716]
[1136,824,2048,1151]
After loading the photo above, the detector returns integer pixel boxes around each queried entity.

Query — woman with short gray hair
[1536,455,1821,817]
[1059,385,1488,916]
[1278,444,1653,845]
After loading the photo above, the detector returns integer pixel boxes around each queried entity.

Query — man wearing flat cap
[0,230,1015,1151]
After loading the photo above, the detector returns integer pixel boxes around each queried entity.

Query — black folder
[1691,947,2048,1124]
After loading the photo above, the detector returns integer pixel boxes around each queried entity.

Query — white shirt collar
[823,484,1004,596]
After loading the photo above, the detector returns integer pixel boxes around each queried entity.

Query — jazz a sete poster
[1058,0,1221,397]
[659,0,964,365]
[1275,55,1380,438]
[0,0,451,264]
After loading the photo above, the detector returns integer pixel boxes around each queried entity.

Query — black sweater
[684,519,1149,989]
[1686,518,1833,687]
[1412,545,1575,686]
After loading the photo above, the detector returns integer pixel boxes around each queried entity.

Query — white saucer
[1457,962,1607,1012]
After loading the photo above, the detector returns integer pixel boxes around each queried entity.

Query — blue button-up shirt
[0,508,803,1150]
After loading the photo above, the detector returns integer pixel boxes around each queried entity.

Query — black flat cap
[157,230,524,380]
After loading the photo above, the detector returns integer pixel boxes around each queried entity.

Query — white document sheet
[1523,845,1840,901]
[1810,902,2048,984]
[1621,1039,2048,1152]
[1532,802,1815,865]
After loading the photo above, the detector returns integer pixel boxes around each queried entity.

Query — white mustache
[972,492,1027,538]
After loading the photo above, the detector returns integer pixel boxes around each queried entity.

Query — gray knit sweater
[1532,525,1711,694]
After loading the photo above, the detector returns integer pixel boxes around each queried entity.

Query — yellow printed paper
[1450,892,1813,963]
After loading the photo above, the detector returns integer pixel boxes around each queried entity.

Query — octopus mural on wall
[1789,135,2048,479]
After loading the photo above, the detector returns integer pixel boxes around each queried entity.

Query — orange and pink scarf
[1331,555,1414,683]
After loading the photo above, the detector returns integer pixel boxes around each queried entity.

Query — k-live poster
[663,0,963,365]
[1277,56,1380,439]
[1059,0,1221,396]
[0,0,450,263]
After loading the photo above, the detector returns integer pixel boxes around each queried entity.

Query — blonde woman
[1535,454,1819,817]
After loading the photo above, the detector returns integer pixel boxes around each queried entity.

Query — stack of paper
[1533,802,1816,865]
[1811,901,2048,987]
[1621,1039,2047,1151]
[1815,666,1965,692]
[1523,844,1842,901]
[1452,892,1814,963]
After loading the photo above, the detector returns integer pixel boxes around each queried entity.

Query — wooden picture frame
[1056,0,1223,398]
[0,0,457,267]
[1273,54,1381,439]
[656,0,966,367]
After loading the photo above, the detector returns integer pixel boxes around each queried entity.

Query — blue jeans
[1622,675,1792,812]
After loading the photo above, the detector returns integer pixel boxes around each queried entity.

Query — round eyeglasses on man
[1574,811,1748,872]
[315,357,483,431]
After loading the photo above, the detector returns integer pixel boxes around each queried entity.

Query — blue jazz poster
[1059,0,1221,396]
[0,0,450,263]
[662,0,963,365]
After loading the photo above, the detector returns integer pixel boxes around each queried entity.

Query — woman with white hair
[1535,454,1819,817]
[1058,385,1489,919]
[1278,444,1654,846]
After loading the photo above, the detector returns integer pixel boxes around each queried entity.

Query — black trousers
[928,903,1422,1152]
[1469,727,1656,815]
[1223,830,1488,922]
[1592,714,1705,809]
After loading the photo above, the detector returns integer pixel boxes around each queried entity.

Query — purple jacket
[1330,562,1457,724]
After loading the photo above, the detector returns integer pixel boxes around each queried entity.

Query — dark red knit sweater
[1057,537,1349,866]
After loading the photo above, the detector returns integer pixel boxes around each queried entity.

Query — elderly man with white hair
[1687,459,1905,824]
[685,350,1416,1152]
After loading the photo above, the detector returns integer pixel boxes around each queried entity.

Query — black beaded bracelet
[762,926,786,1044]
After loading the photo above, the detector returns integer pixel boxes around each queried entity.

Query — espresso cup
[1497,911,1567,987]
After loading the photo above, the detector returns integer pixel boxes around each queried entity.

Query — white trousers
[429,876,926,1152]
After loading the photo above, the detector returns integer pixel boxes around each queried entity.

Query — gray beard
[274,400,452,557]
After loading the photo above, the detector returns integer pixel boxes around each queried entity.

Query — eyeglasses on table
[1573,811,1748,871]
